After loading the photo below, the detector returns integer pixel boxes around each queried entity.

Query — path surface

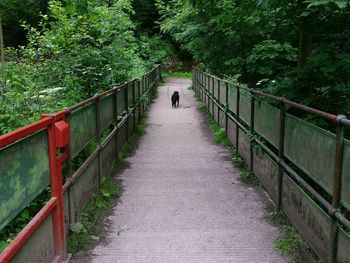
[88,78,286,263]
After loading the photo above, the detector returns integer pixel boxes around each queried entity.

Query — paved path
[88,78,286,263]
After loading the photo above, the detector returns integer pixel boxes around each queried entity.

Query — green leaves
[305,0,348,9]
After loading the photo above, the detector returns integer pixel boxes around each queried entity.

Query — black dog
[171,91,180,108]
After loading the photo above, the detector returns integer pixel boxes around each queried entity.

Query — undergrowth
[266,208,319,263]
[164,71,192,78]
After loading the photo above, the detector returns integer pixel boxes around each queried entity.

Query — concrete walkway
[88,78,286,263]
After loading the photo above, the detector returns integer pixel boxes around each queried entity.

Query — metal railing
[0,65,161,263]
[192,67,350,263]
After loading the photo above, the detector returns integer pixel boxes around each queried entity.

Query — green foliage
[164,71,192,78]
[0,0,171,135]
[158,0,350,118]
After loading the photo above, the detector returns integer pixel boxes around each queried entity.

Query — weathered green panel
[213,79,218,100]
[228,86,237,114]
[239,91,251,124]
[117,88,126,115]
[70,103,97,157]
[101,132,117,178]
[282,175,331,260]
[284,114,335,195]
[116,122,127,155]
[63,190,70,235]
[0,130,49,230]
[238,129,250,164]
[99,93,115,131]
[219,107,226,129]
[341,140,350,210]
[127,83,133,107]
[254,101,280,147]
[11,215,54,263]
[219,80,226,105]
[69,156,99,220]
[337,227,350,263]
[253,148,278,200]
[227,117,237,146]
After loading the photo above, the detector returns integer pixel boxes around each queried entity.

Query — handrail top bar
[194,67,350,126]
[66,66,158,113]
[0,65,160,148]
[0,117,53,148]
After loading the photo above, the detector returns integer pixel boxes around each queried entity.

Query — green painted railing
[193,67,350,263]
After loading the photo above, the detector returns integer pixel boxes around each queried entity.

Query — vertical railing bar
[329,114,346,263]
[125,83,129,143]
[47,121,65,259]
[65,111,75,226]
[276,99,286,211]
[212,77,214,116]
[138,79,141,121]
[236,86,240,152]
[95,96,102,185]
[225,81,229,134]
[132,80,136,131]
[249,89,255,171]
[217,79,220,123]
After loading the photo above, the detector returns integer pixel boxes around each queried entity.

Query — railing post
[114,89,119,153]
[95,95,102,185]
[132,80,136,131]
[217,79,220,123]
[225,81,229,134]
[47,120,67,261]
[249,89,255,171]
[236,86,240,152]
[329,115,346,263]
[276,99,286,211]
[207,74,210,111]
[65,112,75,225]
[211,77,214,116]
[138,79,141,121]
[125,83,129,143]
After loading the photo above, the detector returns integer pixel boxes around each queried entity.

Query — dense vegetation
[0,0,172,134]
[157,0,350,123]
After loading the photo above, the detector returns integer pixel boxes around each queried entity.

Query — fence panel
[284,114,335,195]
[228,87,237,114]
[99,93,115,131]
[70,103,97,157]
[101,134,117,178]
[117,88,127,115]
[0,130,49,230]
[341,140,350,210]
[69,157,99,220]
[282,175,331,260]
[254,101,280,147]
[219,80,226,104]
[239,91,251,124]
[10,215,54,263]
[337,228,350,262]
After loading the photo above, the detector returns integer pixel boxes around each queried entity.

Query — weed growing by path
[266,208,319,263]
[198,103,207,112]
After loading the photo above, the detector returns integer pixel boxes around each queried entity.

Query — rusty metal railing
[192,67,350,263]
[0,65,161,263]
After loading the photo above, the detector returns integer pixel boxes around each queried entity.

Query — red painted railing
[0,111,68,263]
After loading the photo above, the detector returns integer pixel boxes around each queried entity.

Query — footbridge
[0,66,350,263]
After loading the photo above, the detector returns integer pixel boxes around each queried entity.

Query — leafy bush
[0,0,171,134]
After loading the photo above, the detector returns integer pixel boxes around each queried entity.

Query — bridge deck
[84,78,286,262]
